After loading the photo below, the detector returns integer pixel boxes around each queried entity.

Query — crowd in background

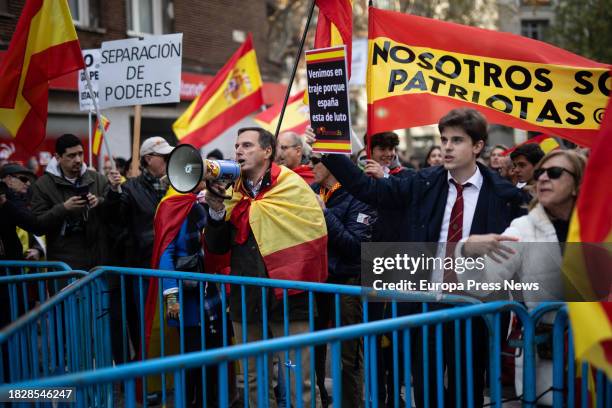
[0,107,589,407]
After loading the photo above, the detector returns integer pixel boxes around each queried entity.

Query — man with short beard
[30,134,111,271]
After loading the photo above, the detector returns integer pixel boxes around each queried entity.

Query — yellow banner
[368,37,611,130]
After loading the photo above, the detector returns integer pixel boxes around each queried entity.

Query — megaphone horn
[167,144,204,193]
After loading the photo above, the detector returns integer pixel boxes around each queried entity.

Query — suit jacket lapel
[470,176,490,235]
[431,174,449,242]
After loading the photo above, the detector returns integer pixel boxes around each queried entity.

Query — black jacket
[372,167,414,242]
[30,167,111,270]
[0,194,46,260]
[313,185,376,279]
[321,155,529,242]
[107,174,164,268]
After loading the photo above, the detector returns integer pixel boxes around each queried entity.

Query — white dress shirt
[431,165,484,283]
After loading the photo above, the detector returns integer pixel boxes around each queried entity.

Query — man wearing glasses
[0,163,45,261]
[275,131,315,184]
[107,136,175,269]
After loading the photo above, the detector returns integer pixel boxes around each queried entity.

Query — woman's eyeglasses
[310,157,322,165]
[534,166,575,180]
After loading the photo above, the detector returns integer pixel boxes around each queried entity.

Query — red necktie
[447,180,465,243]
[444,180,466,283]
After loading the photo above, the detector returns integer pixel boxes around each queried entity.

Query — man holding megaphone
[180,127,327,407]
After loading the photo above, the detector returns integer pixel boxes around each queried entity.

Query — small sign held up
[78,49,101,111]
[305,45,352,155]
[99,33,183,108]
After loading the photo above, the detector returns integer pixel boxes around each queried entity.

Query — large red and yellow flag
[254,90,310,134]
[225,163,328,294]
[140,187,194,395]
[0,0,84,151]
[315,0,353,78]
[173,34,263,147]
[565,92,612,379]
[366,7,611,148]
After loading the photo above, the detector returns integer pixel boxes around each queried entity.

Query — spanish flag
[92,114,110,156]
[0,0,84,151]
[173,34,263,148]
[315,0,353,78]
[565,93,612,379]
[366,7,610,148]
[501,134,561,156]
[226,164,327,295]
[254,90,310,135]
[140,187,194,395]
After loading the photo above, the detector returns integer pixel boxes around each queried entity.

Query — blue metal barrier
[1,265,480,408]
[0,270,87,325]
[0,301,537,408]
[95,266,481,408]
[0,260,72,275]
[2,263,608,407]
[0,260,78,325]
[0,270,110,389]
[530,303,611,408]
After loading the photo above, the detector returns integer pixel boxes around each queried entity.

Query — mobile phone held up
[74,185,89,200]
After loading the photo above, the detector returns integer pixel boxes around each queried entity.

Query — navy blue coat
[321,155,529,242]
[372,167,414,242]
[313,185,377,279]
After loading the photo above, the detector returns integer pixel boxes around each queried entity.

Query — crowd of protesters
[0,107,589,407]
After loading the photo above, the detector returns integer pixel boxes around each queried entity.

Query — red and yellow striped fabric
[501,134,561,156]
[92,114,110,156]
[142,187,194,394]
[225,164,328,295]
[173,34,263,148]
[566,93,612,379]
[254,90,310,135]
[366,7,610,148]
[0,0,84,151]
[315,0,353,78]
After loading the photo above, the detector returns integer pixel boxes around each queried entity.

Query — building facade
[0,0,287,167]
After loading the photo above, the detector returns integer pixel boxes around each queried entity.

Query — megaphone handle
[206,180,233,200]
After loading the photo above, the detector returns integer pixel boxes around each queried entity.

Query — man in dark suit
[320,108,529,407]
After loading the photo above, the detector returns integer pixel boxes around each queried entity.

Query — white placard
[78,49,101,111]
[98,33,183,108]
[349,38,367,87]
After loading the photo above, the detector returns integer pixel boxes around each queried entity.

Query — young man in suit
[320,108,529,407]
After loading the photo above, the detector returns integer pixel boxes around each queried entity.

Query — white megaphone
[167,144,241,194]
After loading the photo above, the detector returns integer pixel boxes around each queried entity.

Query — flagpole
[83,64,121,193]
[88,109,93,169]
[274,0,317,139]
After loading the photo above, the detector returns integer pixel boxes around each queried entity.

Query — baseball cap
[0,163,36,180]
[140,137,174,156]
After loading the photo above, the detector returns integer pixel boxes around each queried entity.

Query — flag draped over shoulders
[140,188,195,394]
[225,163,328,295]
[0,0,84,151]
[150,189,196,270]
